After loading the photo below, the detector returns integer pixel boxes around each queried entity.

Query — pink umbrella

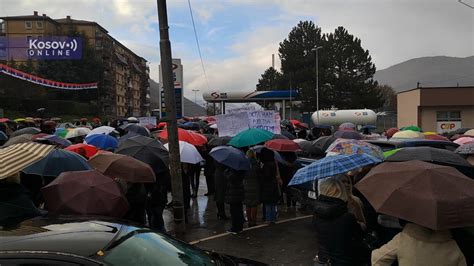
[454,137,474,145]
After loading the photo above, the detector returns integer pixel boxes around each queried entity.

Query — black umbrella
[281,130,296,140]
[22,149,92,177]
[386,146,474,178]
[115,135,169,175]
[2,134,33,147]
[208,136,232,148]
[11,127,40,137]
[124,124,150,137]
[313,136,337,151]
[333,130,362,140]
[272,134,289,140]
[297,140,325,157]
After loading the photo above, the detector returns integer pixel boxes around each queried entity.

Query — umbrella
[0,143,54,179]
[313,136,337,151]
[385,147,473,177]
[355,160,474,230]
[35,135,72,147]
[89,153,156,183]
[31,133,49,140]
[11,127,40,137]
[0,131,7,141]
[391,130,424,139]
[65,143,99,159]
[361,125,376,130]
[454,137,474,145]
[333,130,363,140]
[209,146,250,171]
[455,142,474,155]
[228,128,274,148]
[338,122,356,131]
[115,135,169,175]
[293,138,306,144]
[386,127,399,138]
[208,136,232,147]
[281,130,296,140]
[84,134,118,150]
[22,149,92,177]
[0,118,10,123]
[272,134,290,140]
[54,128,69,138]
[297,140,325,156]
[65,127,91,139]
[401,125,422,132]
[290,120,308,129]
[158,128,207,146]
[2,134,33,147]
[288,153,382,186]
[164,141,204,164]
[423,133,448,141]
[264,139,301,152]
[325,138,384,160]
[250,145,285,163]
[41,170,129,217]
[123,124,151,137]
[313,124,332,129]
[450,134,470,141]
[86,126,117,137]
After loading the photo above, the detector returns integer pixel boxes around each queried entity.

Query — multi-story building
[0,11,150,118]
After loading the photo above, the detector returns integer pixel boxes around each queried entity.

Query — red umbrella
[290,119,309,129]
[157,122,167,129]
[31,133,49,140]
[157,128,207,146]
[0,118,10,123]
[265,139,301,152]
[424,134,449,141]
[65,143,99,159]
[41,170,129,217]
[386,127,399,138]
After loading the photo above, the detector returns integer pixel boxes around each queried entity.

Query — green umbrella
[383,148,401,158]
[402,125,422,132]
[228,128,274,148]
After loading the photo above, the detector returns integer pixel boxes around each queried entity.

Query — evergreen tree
[324,26,382,109]
[256,67,283,91]
[375,84,397,111]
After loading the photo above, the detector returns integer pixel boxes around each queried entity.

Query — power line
[187,0,211,91]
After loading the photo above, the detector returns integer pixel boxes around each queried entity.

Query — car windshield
[102,229,216,266]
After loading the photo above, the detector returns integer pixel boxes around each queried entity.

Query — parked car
[0,216,266,266]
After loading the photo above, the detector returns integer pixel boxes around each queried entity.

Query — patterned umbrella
[288,153,382,186]
[228,128,274,148]
[456,142,474,155]
[325,138,384,160]
[0,143,54,179]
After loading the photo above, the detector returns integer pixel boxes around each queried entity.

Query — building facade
[0,11,150,118]
[397,86,474,133]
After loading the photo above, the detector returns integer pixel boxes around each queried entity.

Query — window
[36,21,44,29]
[436,111,461,121]
[25,21,32,29]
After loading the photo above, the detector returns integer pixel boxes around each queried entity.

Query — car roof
[0,216,130,257]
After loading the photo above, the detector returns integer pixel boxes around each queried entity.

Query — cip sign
[436,121,461,134]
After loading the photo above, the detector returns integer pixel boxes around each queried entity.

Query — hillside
[374,56,474,92]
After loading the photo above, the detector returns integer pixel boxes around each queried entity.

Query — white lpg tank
[311,109,377,126]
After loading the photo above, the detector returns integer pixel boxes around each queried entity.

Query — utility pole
[312,46,322,124]
[157,0,185,234]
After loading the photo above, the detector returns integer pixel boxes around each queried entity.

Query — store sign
[0,36,82,60]
[159,58,184,118]
[436,121,461,133]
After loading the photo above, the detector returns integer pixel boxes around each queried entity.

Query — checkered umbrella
[288,153,382,186]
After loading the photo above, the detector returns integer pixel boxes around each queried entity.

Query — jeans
[264,204,277,222]
[229,202,244,231]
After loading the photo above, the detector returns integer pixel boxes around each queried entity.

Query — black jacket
[312,195,363,266]
[224,168,245,204]
[214,163,227,203]
[260,161,280,204]
[0,182,41,228]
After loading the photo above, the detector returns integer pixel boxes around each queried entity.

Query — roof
[397,86,474,94]
[0,15,59,25]
[55,18,108,34]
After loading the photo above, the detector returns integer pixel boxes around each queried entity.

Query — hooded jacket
[312,195,363,266]
[372,223,466,266]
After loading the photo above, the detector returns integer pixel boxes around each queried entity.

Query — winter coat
[372,223,467,266]
[224,168,245,204]
[124,183,147,224]
[214,162,227,203]
[0,182,42,228]
[312,195,363,266]
[243,160,261,206]
[260,161,280,204]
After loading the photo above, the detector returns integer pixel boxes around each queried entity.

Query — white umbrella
[65,127,91,139]
[293,138,306,144]
[164,141,204,164]
[86,126,116,137]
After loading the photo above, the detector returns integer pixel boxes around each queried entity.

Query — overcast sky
[1,0,473,103]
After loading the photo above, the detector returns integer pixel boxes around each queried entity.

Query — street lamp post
[312,46,322,124]
[192,89,200,105]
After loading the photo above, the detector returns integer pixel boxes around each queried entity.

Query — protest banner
[247,111,281,134]
[216,112,249,137]
[138,117,157,128]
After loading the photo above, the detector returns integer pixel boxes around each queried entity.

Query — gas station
[202,90,299,119]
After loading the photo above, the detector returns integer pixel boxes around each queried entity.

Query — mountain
[374,56,474,92]
[149,79,206,117]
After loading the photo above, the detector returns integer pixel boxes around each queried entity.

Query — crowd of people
[1,115,473,266]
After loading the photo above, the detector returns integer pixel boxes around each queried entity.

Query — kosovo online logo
[27,36,82,60]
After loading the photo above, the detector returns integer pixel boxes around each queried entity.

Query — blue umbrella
[288,153,382,186]
[209,146,250,171]
[85,134,118,150]
[22,149,92,177]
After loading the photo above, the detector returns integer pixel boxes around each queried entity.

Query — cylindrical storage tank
[311,109,377,126]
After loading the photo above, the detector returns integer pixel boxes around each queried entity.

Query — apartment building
[0,11,150,118]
